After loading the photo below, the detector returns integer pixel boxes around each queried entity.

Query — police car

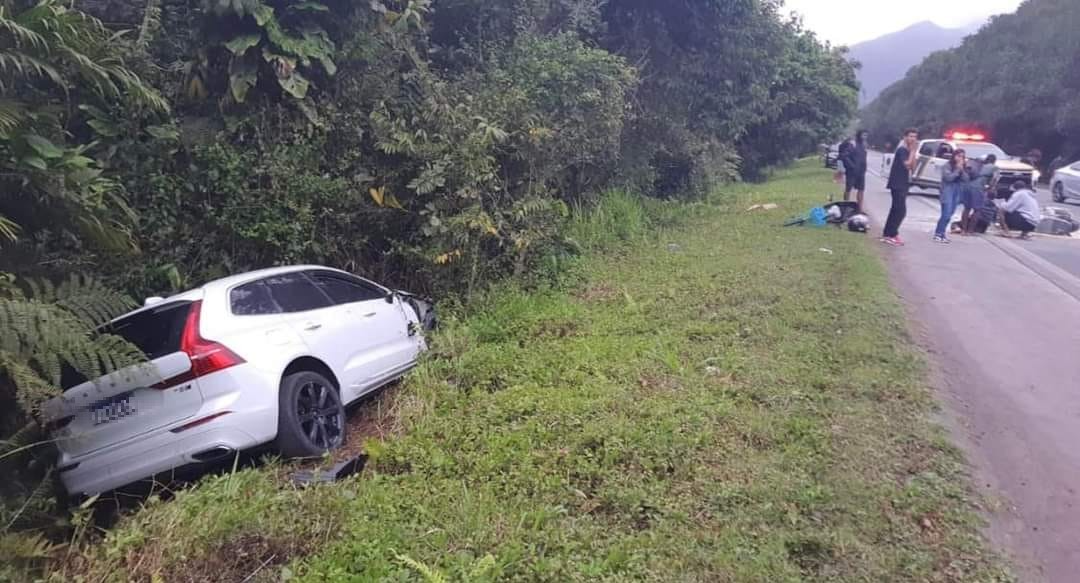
[910,131,1038,197]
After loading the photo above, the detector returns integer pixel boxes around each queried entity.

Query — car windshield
[958,143,1007,160]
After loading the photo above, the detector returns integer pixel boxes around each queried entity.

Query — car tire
[1053,182,1066,203]
[275,371,346,458]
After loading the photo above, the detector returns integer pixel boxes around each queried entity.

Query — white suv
[42,266,433,496]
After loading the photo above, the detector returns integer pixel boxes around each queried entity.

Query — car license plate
[91,394,135,426]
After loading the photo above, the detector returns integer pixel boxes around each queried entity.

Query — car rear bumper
[57,367,279,496]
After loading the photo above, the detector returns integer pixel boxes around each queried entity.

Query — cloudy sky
[781,0,1026,46]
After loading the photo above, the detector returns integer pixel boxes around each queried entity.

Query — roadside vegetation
[2,0,861,569]
[40,162,1011,582]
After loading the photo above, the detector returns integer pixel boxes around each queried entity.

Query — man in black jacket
[841,130,869,212]
[883,128,919,246]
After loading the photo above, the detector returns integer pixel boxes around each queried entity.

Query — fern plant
[0,0,167,250]
[0,273,143,414]
[0,273,142,580]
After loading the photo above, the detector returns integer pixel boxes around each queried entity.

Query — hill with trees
[850,20,977,106]
[860,0,1080,167]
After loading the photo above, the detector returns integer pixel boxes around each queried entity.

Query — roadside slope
[68,162,1010,582]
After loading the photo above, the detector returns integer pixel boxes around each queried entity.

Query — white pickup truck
[910,137,1038,197]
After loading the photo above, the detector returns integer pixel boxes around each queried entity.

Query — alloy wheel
[295,381,344,450]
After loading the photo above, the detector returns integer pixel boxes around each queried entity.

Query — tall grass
[565,189,652,251]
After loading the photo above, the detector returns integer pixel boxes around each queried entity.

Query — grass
[57,160,1010,582]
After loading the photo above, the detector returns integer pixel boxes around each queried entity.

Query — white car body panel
[1052,162,1080,201]
[42,265,429,496]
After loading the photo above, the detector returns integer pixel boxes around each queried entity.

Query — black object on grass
[291,454,368,485]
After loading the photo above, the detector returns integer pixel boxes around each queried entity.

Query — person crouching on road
[883,128,919,246]
[935,149,972,244]
[842,130,869,213]
[996,180,1040,240]
[961,154,999,235]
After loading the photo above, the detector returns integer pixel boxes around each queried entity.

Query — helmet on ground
[847,214,870,233]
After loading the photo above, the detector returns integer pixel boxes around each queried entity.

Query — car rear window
[105,301,192,360]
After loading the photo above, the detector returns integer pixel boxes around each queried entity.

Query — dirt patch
[637,372,682,393]
[532,320,580,339]
[335,385,402,462]
[167,533,307,583]
[576,282,619,303]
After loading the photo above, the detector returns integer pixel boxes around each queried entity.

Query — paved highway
[864,151,1080,582]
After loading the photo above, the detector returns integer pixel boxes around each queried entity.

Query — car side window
[230,281,281,315]
[263,273,332,313]
[309,271,386,305]
[919,141,937,157]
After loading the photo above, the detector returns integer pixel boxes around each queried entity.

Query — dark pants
[1003,211,1037,234]
[884,188,908,237]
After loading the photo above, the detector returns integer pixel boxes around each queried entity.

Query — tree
[0,0,167,262]
[861,0,1080,166]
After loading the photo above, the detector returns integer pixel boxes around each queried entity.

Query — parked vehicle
[911,133,1038,197]
[823,143,840,169]
[1051,160,1080,203]
[42,266,434,496]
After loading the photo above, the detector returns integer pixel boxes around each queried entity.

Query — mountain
[850,21,979,106]
[860,0,1080,167]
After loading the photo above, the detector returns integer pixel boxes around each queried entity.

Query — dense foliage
[0,0,856,509]
[1,0,857,575]
[67,0,856,300]
[860,0,1080,167]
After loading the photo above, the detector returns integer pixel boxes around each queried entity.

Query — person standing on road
[935,149,972,244]
[996,180,1040,239]
[883,128,919,246]
[961,154,999,235]
[841,130,869,212]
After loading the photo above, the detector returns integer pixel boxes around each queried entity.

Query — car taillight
[154,300,245,389]
[181,300,245,376]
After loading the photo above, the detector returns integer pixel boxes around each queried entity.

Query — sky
[781,0,1026,46]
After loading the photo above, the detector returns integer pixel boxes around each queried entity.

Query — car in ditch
[910,132,1039,197]
[42,265,435,497]
[1050,159,1080,203]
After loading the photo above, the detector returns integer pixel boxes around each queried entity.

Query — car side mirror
[385,291,395,304]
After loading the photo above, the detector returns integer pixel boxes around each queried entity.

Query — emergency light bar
[946,131,986,141]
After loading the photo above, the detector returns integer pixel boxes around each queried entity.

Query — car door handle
[303,322,322,331]
[360,312,377,318]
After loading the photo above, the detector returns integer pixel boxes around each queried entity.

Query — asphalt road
[885,163,1080,280]
[1028,189,1080,279]
[864,152,1080,583]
